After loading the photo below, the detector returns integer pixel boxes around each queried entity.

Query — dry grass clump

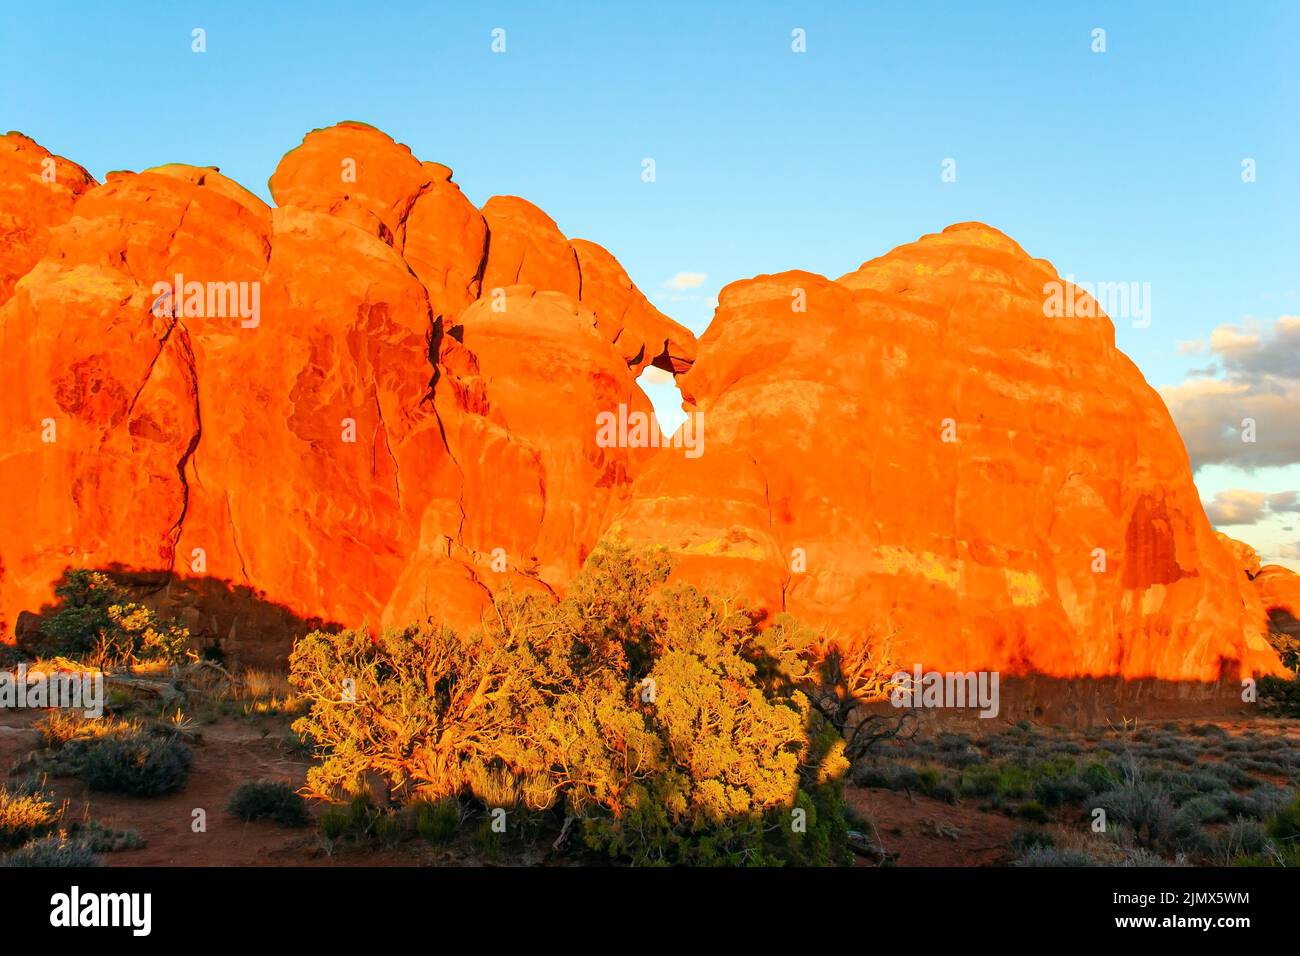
[0,788,64,850]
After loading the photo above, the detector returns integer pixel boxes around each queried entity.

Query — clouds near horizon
[1203,488,1300,525]
[1162,315,1300,470]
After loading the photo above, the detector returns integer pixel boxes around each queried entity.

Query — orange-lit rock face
[0,134,97,306]
[1221,537,1300,658]
[1253,564,1300,648]
[607,224,1284,681]
[383,287,662,631]
[0,164,266,639]
[0,127,1284,682]
[1218,533,1264,579]
[1256,565,1300,613]
[0,125,692,663]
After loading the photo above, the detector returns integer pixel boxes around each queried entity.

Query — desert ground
[4,669,1296,868]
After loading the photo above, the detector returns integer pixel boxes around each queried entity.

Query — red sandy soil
[844,787,1018,867]
[4,708,1297,867]
[0,709,450,866]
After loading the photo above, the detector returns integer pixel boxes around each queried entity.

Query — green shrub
[228,780,309,827]
[373,810,403,846]
[1206,762,1254,788]
[81,734,192,796]
[959,761,1047,798]
[0,836,102,868]
[290,544,856,866]
[1016,800,1050,824]
[1222,786,1293,821]
[68,821,145,853]
[1013,846,1095,867]
[1176,795,1228,826]
[318,803,361,843]
[283,729,313,757]
[1079,761,1117,793]
[412,798,461,845]
[1259,675,1300,716]
[39,570,191,666]
[1009,828,1056,853]
[927,782,959,804]
[1216,818,1270,864]
[319,795,397,846]
[1094,784,1172,840]
[914,765,942,792]
[1092,758,1222,858]
[1233,794,1300,866]
[1033,774,1091,808]
[865,764,923,792]
[1119,847,1176,867]
[1144,745,1200,766]
[1266,793,1300,846]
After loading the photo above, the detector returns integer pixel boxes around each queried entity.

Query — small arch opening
[635,364,687,437]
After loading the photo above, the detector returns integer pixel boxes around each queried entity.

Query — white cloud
[1204,489,1269,525]
[663,271,707,290]
[1203,488,1300,526]
[1163,315,1300,470]
[1268,491,1300,513]
[1208,324,1260,355]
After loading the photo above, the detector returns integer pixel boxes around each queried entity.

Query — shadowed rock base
[866,672,1259,729]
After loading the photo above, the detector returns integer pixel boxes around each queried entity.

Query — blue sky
[3,1,1297,566]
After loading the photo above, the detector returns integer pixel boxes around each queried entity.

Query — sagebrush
[291,545,893,865]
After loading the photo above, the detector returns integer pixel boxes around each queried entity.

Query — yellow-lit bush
[290,544,856,865]
[39,570,191,667]
[0,789,63,850]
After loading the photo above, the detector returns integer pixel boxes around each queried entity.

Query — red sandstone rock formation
[0,134,97,307]
[1256,566,1300,620]
[607,225,1287,681]
[0,124,1288,681]
[0,123,692,663]
[1221,536,1300,655]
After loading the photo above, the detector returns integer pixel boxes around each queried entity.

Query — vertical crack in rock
[224,489,251,584]
[125,309,180,421]
[462,562,495,606]
[411,278,468,547]
[419,312,442,406]
[473,223,490,293]
[164,319,202,572]
[394,179,437,257]
[372,390,402,504]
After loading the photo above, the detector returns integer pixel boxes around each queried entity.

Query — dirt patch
[846,786,1018,866]
[54,720,314,866]
[3,708,413,865]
